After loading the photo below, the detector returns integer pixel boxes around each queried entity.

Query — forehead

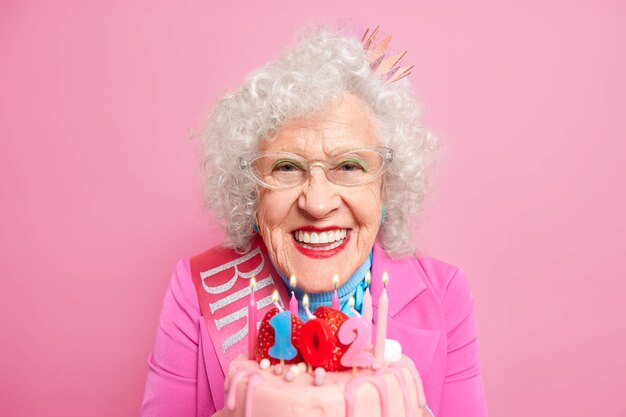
[259,94,380,155]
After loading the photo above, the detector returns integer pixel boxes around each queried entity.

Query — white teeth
[298,239,344,251]
[293,228,348,248]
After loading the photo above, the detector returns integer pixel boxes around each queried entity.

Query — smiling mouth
[292,228,348,250]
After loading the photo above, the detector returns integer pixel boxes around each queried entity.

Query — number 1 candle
[374,272,389,363]
[268,311,297,361]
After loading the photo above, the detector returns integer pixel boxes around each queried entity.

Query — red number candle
[300,318,334,368]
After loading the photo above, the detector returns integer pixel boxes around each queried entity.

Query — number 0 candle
[300,319,334,368]
[374,272,389,363]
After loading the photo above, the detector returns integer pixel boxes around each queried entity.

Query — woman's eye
[337,160,366,171]
[272,160,302,172]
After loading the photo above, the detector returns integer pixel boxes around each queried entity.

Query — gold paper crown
[361,26,414,82]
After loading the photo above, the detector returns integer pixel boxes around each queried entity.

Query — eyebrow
[262,147,374,158]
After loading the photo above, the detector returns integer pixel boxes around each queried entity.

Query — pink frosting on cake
[222,355,426,417]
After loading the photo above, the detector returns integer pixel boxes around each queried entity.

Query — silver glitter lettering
[208,275,274,314]
[222,325,247,353]
[213,293,277,332]
[257,294,275,310]
[201,246,264,294]
[214,306,247,331]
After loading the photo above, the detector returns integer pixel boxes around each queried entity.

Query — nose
[297,167,341,219]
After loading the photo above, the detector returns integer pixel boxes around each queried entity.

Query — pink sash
[190,238,289,374]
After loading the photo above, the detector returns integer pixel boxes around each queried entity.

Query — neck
[273,256,372,320]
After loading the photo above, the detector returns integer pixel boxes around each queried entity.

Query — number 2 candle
[338,297,373,371]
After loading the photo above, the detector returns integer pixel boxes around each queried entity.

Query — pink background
[1,0,625,416]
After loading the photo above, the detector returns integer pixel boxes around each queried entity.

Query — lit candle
[348,295,359,316]
[339,297,374,371]
[302,294,316,320]
[363,271,373,349]
[374,272,389,363]
[289,274,299,316]
[331,274,340,310]
[272,289,284,312]
[248,277,257,360]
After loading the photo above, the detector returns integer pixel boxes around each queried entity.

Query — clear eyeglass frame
[238,147,395,190]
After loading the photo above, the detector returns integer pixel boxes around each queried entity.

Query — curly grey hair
[196,25,439,257]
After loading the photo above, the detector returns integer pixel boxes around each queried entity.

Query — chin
[269,230,365,292]
[296,281,334,294]
[289,244,357,293]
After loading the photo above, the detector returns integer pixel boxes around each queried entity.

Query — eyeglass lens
[250,149,386,188]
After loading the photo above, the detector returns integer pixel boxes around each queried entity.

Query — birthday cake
[219,305,427,417]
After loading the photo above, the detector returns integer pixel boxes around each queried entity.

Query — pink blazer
[140,243,488,417]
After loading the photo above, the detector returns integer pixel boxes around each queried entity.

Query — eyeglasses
[238,147,394,189]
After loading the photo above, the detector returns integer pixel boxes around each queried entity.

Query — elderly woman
[140,26,487,417]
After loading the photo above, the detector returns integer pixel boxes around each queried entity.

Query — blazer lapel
[370,243,440,379]
[386,319,440,380]
[370,243,426,316]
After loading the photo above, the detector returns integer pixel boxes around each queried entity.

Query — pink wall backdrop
[1,0,625,416]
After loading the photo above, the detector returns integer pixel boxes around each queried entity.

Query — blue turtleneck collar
[272,253,372,321]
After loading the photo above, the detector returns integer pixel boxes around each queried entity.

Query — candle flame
[382,271,389,287]
[272,289,279,303]
[332,274,339,289]
[302,293,309,308]
[290,274,297,289]
[365,271,371,286]
[250,277,257,288]
[348,295,355,309]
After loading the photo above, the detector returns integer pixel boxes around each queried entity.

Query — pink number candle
[374,272,389,363]
[363,271,373,349]
[289,274,298,316]
[248,277,257,360]
[338,297,373,370]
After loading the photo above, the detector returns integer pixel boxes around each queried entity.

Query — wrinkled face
[255,94,384,293]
